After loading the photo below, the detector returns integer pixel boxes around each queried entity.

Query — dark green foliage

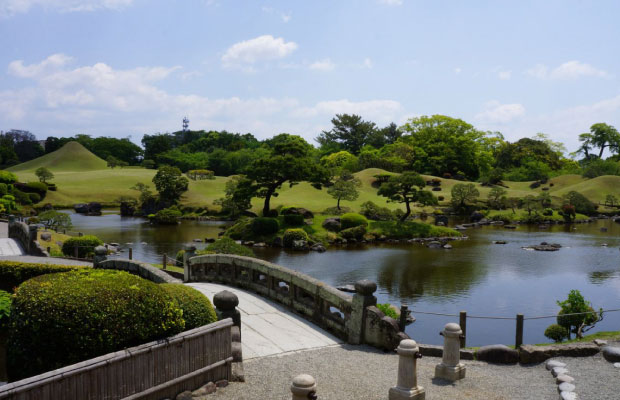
[496,138,562,171]
[504,160,552,182]
[0,183,7,196]
[564,191,596,215]
[153,166,189,207]
[7,270,184,380]
[544,324,568,343]
[153,207,182,224]
[0,170,18,184]
[360,201,395,221]
[340,213,369,229]
[61,235,104,258]
[175,249,185,265]
[38,210,72,230]
[25,181,48,195]
[581,159,620,178]
[316,114,378,155]
[12,189,31,205]
[283,229,309,247]
[142,159,156,169]
[340,225,366,239]
[577,123,620,159]
[28,193,41,203]
[35,167,54,183]
[376,303,399,319]
[556,289,602,339]
[369,221,460,239]
[207,237,254,257]
[450,183,480,211]
[543,208,554,216]
[283,214,304,226]
[377,171,427,221]
[0,290,12,332]
[160,284,217,330]
[251,217,280,235]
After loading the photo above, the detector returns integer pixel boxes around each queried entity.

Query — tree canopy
[152,166,189,207]
[377,171,427,221]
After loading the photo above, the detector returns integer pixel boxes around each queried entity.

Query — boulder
[426,241,442,249]
[545,360,566,370]
[560,392,577,400]
[434,215,448,226]
[602,346,620,363]
[310,244,326,252]
[283,207,314,219]
[519,343,600,364]
[40,232,52,241]
[253,242,267,248]
[442,244,452,249]
[74,203,89,213]
[556,375,574,384]
[476,345,519,364]
[87,202,102,216]
[558,383,575,393]
[493,240,507,244]
[292,240,309,251]
[175,391,192,400]
[322,218,341,232]
[470,211,485,223]
[120,201,135,216]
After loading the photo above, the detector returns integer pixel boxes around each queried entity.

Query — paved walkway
[186,283,342,360]
[0,222,23,256]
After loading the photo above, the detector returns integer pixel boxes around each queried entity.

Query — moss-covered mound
[161,284,217,330]
[0,261,88,292]
[7,270,185,381]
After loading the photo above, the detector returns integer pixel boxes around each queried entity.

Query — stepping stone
[552,367,569,377]
[558,382,575,393]
[614,363,620,368]
[602,346,620,362]
[556,375,575,384]
[560,392,577,400]
[593,339,608,346]
[476,344,519,364]
[546,360,566,370]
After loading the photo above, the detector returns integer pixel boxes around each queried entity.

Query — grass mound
[8,141,107,173]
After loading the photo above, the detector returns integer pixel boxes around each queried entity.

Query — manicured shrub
[283,214,304,226]
[340,213,369,229]
[7,270,185,381]
[0,290,11,332]
[23,182,48,196]
[0,183,7,196]
[28,192,41,204]
[544,324,568,343]
[283,228,309,247]
[0,170,17,184]
[12,190,31,205]
[360,201,394,221]
[280,206,299,215]
[206,237,254,257]
[175,249,185,265]
[0,261,87,292]
[529,181,541,189]
[62,235,104,258]
[543,208,554,216]
[161,284,217,330]
[438,196,445,201]
[340,225,366,239]
[251,217,280,235]
[47,183,57,191]
[376,303,398,319]
[153,207,182,224]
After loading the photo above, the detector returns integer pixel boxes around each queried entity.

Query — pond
[68,211,620,347]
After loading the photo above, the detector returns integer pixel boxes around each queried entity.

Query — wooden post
[399,304,408,332]
[459,311,467,348]
[163,254,167,270]
[74,246,78,258]
[47,246,51,254]
[515,314,524,348]
[129,248,133,260]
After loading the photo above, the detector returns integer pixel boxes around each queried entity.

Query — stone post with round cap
[291,374,317,400]
[434,322,466,381]
[389,339,425,400]
[182,244,196,282]
[348,279,378,344]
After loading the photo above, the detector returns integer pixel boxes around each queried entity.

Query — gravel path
[214,344,558,400]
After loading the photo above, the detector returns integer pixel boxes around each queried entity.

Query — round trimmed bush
[161,284,217,330]
[7,270,185,380]
[340,213,368,229]
[62,235,104,258]
[544,323,568,343]
[0,290,11,332]
[251,217,280,235]
[283,214,304,226]
[0,170,17,184]
[12,190,31,205]
[206,237,254,257]
[283,228,309,248]
[340,225,366,239]
[28,192,41,204]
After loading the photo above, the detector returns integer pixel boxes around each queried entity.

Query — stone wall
[8,219,48,257]
[97,258,181,284]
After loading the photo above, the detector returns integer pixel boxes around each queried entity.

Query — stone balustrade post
[8,215,14,225]
[93,245,108,268]
[213,290,241,331]
[291,374,317,400]
[182,244,196,282]
[28,224,38,253]
[348,279,377,344]
[389,339,425,400]
[434,323,466,381]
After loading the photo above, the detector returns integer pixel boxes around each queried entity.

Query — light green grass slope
[8,141,107,172]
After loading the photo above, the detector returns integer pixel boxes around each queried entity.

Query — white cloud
[454,67,462,75]
[221,35,297,69]
[8,53,73,78]
[526,61,609,80]
[292,99,403,124]
[362,58,373,69]
[378,0,403,5]
[309,59,335,71]
[498,70,511,80]
[1,0,133,16]
[475,101,525,123]
[281,12,291,22]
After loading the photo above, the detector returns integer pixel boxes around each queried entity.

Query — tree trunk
[262,189,274,216]
[599,145,606,158]
[401,200,411,221]
[337,197,341,210]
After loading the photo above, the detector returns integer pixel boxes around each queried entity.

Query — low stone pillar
[183,244,196,282]
[214,290,241,330]
[291,374,317,400]
[93,245,108,268]
[434,323,466,381]
[28,224,38,252]
[389,339,425,400]
[8,215,14,225]
[348,279,377,344]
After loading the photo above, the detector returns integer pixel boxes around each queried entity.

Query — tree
[14,140,44,163]
[377,171,426,221]
[537,191,552,208]
[131,182,155,206]
[450,183,479,210]
[556,289,603,339]
[213,175,255,217]
[504,197,520,214]
[106,156,119,168]
[35,167,54,183]
[577,123,620,159]
[246,134,329,216]
[487,187,507,209]
[495,137,562,172]
[563,191,596,215]
[38,210,72,231]
[152,166,189,207]
[327,172,361,210]
[605,194,618,207]
[523,195,539,216]
[316,114,377,155]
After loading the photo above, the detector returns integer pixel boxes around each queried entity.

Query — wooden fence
[0,319,233,400]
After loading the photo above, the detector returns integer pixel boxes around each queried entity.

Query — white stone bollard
[389,339,425,400]
[434,322,466,381]
[291,374,317,400]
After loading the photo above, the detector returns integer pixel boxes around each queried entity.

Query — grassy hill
[8,141,107,172]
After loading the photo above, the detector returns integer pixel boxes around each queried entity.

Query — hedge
[0,261,88,292]
[251,217,280,235]
[62,235,104,258]
[340,213,368,229]
[206,237,253,257]
[0,290,11,332]
[283,229,309,248]
[161,284,217,330]
[0,183,7,196]
[12,190,31,205]
[7,270,185,381]
[152,208,182,224]
[0,170,17,184]
[340,225,366,239]
[28,192,41,204]
[283,214,304,226]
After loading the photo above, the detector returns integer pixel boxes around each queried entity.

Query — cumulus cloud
[1,0,133,16]
[292,99,403,124]
[526,61,609,80]
[475,101,525,124]
[221,35,297,69]
[309,59,335,71]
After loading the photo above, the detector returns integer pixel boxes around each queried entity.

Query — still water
[69,212,620,347]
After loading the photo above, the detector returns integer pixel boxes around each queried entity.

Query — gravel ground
[213,344,558,400]
[551,340,620,400]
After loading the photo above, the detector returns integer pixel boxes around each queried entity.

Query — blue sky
[1,0,619,153]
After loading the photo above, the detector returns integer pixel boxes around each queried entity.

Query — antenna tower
[182,116,190,132]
